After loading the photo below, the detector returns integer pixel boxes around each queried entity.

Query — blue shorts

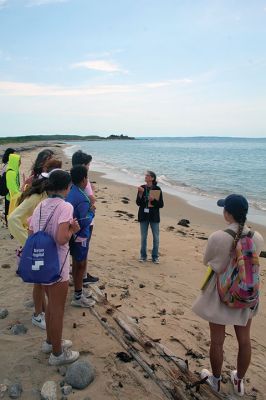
[70,239,89,262]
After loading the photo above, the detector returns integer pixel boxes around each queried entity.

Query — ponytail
[231,217,246,250]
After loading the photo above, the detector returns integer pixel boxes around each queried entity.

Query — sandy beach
[0,142,265,400]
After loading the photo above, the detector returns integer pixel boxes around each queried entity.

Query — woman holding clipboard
[136,171,164,263]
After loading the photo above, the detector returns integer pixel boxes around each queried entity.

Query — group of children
[1,147,98,366]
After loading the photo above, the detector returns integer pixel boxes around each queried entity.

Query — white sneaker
[41,339,73,354]
[71,294,95,308]
[200,369,221,393]
[32,312,46,330]
[152,258,160,264]
[231,370,244,397]
[139,258,147,263]
[48,348,79,366]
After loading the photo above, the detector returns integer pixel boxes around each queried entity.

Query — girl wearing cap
[192,194,264,396]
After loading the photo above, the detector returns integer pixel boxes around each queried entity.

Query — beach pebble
[10,324,27,335]
[0,308,8,319]
[65,360,95,389]
[0,384,8,394]
[61,385,72,396]
[41,381,57,400]
[177,219,190,227]
[8,382,22,399]
[139,283,145,288]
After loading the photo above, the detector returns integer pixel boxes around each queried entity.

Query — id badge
[144,208,149,213]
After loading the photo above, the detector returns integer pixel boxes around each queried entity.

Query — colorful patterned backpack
[217,229,260,309]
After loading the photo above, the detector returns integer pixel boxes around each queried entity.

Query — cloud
[27,0,69,6]
[0,79,192,97]
[71,60,127,74]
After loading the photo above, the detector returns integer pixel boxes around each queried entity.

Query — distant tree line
[0,134,135,145]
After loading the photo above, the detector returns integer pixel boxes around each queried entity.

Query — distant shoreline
[0,134,134,145]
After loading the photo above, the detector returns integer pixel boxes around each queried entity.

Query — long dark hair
[231,213,247,250]
[2,148,15,164]
[32,149,54,177]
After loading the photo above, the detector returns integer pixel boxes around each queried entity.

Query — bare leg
[45,281,69,355]
[72,259,87,291]
[33,284,46,315]
[234,319,252,379]
[209,323,225,378]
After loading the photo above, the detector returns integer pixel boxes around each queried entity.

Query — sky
[0,0,266,138]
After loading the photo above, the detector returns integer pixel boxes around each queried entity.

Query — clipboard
[148,189,161,207]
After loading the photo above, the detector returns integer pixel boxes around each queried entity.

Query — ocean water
[64,137,266,226]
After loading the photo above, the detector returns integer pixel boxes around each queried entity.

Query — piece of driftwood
[91,285,222,400]
[114,315,153,350]
[90,307,182,400]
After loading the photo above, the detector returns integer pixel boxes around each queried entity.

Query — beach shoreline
[0,142,265,399]
[64,142,266,228]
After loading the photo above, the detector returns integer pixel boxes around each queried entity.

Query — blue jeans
[140,221,159,260]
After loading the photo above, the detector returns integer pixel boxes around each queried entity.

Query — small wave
[249,201,266,212]
[63,144,78,157]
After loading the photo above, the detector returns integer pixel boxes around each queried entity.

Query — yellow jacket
[8,192,47,246]
[6,153,21,201]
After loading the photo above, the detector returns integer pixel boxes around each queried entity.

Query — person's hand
[90,204,96,212]
[90,195,96,204]
[70,218,80,234]
[138,186,144,193]
[149,195,154,201]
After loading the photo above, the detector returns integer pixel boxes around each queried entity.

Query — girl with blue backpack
[28,170,80,366]
[192,194,264,396]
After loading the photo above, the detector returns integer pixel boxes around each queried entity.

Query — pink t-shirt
[85,180,93,197]
[29,197,73,283]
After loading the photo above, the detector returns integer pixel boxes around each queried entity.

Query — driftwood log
[91,285,223,400]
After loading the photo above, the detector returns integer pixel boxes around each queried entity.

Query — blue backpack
[18,204,67,284]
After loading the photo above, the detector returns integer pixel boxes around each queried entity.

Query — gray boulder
[65,360,95,389]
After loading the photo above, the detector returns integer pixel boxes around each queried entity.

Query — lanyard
[145,185,152,208]
[78,187,91,203]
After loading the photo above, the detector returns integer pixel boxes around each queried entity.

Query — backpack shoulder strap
[41,204,60,232]
[246,230,254,238]
[224,229,237,239]
[224,228,254,240]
